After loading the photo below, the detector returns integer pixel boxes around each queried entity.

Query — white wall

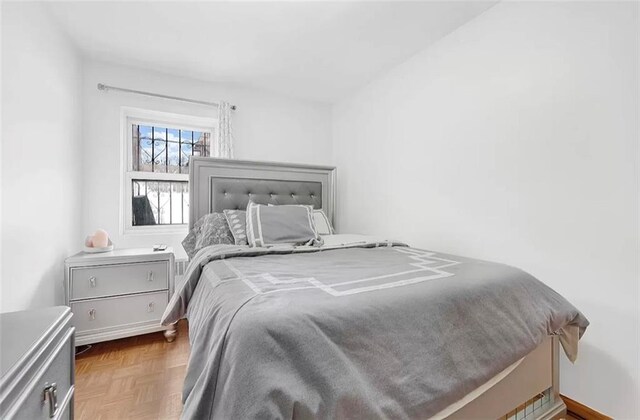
[82,61,332,259]
[1,3,83,312]
[333,2,638,417]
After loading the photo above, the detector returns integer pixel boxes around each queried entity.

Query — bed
[162,157,589,420]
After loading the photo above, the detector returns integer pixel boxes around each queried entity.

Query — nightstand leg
[164,322,178,343]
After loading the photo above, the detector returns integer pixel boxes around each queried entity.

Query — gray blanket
[162,237,588,419]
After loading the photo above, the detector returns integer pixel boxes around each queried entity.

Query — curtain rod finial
[97,83,106,91]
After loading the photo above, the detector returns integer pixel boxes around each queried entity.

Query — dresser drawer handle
[43,382,58,418]
[89,276,97,288]
[147,271,154,282]
[148,302,155,313]
[89,308,96,320]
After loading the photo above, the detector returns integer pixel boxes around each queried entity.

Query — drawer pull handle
[147,271,154,282]
[89,308,96,320]
[89,276,97,287]
[148,302,155,313]
[43,382,58,418]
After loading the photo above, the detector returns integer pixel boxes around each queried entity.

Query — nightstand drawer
[70,261,168,300]
[71,291,168,334]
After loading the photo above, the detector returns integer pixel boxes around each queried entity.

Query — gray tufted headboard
[189,157,336,230]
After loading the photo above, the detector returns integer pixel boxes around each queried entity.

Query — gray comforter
[162,236,588,419]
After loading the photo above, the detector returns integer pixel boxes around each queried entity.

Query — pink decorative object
[85,236,93,247]
[92,229,109,248]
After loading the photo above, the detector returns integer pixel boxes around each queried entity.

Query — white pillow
[313,210,334,235]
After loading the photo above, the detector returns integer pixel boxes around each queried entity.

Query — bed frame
[188,157,567,419]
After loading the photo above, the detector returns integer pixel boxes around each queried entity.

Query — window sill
[123,225,189,236]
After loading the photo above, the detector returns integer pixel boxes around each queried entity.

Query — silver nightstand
[64,248,176,346]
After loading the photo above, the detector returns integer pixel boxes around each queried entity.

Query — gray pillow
[223,209,248,245]
[267,204,334,235]
[182,213,234,259]
[246,201,322,247]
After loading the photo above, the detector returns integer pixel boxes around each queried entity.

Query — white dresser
[0,306,75,420]
[64,248,175,346]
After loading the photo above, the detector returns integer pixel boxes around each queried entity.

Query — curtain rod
[96,83,237,110]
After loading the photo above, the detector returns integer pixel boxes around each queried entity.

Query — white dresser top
[0,306,72,379]
[66,248,174,264]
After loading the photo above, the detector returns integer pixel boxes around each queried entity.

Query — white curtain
[215,101,234,158]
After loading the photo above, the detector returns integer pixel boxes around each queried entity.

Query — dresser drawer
[70,261,168,301]
[54,388,73,420]
[8,328,74,420]
[72,291,168,334]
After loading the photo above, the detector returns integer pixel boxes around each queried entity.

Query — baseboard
[560,395,612,420]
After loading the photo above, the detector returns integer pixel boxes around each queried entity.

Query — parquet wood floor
[74,321,189,420]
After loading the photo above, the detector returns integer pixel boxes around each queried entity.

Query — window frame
[120,107,216,235]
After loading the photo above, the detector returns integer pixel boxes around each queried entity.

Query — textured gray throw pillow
[182,213,234,259]
[246,202,322,247]
[223,209,248,245]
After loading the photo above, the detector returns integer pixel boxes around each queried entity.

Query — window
[122,108,216,234]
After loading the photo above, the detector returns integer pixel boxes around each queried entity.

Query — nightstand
[64,248,175,346]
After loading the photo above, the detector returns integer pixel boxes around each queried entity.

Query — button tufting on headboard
[209,178,323,213]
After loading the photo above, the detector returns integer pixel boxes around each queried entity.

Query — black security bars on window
[131,180,189,226]
[131,124,209,226]
[133,124,210,174]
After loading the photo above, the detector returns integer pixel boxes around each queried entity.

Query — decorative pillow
[223,209,248,245]
[246,201,322,247]
[268,204,334,235]
[313,210,334,235]
[182,212,234,259]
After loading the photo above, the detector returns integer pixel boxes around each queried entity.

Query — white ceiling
[47,1,496,103]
